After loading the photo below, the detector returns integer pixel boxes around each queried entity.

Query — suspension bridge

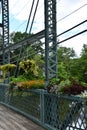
[0,0,87,130]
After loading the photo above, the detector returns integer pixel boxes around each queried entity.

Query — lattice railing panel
[44,93,59,129]
[0,85,86,130]
[44,93,87,130]
[9,90,41,120]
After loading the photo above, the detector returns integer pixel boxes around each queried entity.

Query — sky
[1,0,87,57]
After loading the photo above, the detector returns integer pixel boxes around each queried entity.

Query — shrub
[0,64,16,79]
[19,59,38,76]
[58,78,87,95]
[63,83,87,95]
[48,77,87,95]
[11,75,27,83]
[0,64,16,73]
[17,80,45,90]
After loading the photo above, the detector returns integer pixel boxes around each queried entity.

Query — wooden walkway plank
[0,105,46,130]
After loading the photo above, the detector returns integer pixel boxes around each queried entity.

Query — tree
[69,44,87,83]
[80,44,87,58]
[69,58,81,81]
[79,44,87,82]
[57,46,76,75]
[11,32,29,43]
[9,32,29,64]
[10,31,44,63]
[57,46,76,63]
[9,31,45,78]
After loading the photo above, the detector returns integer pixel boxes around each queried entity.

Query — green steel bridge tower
[0,0,9,64]
[44,0,57,86]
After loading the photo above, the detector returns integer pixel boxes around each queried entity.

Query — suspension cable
[29,0,39,34]
[57,3,87,23]
[25,0,35,33]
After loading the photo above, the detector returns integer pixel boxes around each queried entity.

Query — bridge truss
[0,1,87,130]
[0,0,87,85]
[0,0,57,85]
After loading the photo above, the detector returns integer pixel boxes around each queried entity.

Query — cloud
[57,0,87,33]
[9,0,44,33]
[9,0,44,21]
[59,32,87,57]
[9,0,87,56]
[56,0,87,56]
[9,0,87,32]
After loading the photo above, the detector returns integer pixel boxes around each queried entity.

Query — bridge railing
[0,84,87,130]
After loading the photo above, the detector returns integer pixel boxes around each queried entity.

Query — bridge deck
[0,105,45,130]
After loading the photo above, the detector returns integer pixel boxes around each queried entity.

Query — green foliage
[33,54,45,79]
[9,80,45,92]
[68,44,87,83]
[58,62,70,80]
[49,78,59,85]
[12,32,29,43]
[0,64,16,79]
[57,46,76,63]
[0,64,16,72]
[80,82,87,88]
[57,44,87,84]
[58,79,71,93]
[33,54,44,67]
[19,59,38,76]
[80,44,87,57]
[11,75,27,83]
[22,71,36,80]
[37,68,45,79]
[48,76,87,95]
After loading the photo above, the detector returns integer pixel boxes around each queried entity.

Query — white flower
[79,90,87,98]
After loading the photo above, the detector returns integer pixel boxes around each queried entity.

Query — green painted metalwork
[0,84,8,102]
[0,1,87,130]
[1,0,10,64]
[0,84,87,130]
[44,93,59,129]
[44,0,57,87]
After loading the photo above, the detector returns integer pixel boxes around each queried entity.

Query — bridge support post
[44,0,57,87]
[1,0,10,64]
[44,0,59,129]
